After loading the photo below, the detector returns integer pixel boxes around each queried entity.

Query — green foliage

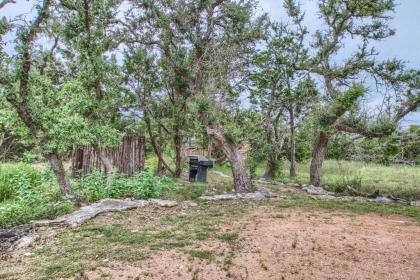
[72,170,179,203]
[21,151,39,164]
[0,163,41,202]
[0,164,75,228]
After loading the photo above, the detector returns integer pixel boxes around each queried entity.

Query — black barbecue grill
[188,155,213,183]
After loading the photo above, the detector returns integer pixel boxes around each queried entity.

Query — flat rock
[33,198,177,228]
[150,199,178,207]
[199,190,286,201]
[180,201,198,209]
[410,200,420,207]
[371,196,393,204]
[303,185,333,195]
[10,234,37,251]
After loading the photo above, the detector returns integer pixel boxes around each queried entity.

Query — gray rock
[180,201,198,209]
[303,185,331,195]
[313,194,337,200]
[410,200,420,207]
[371,196,393,204]
[10,234,37,251]
[150,199,178,207]
[34,198,177,228]
[199,190,286,201]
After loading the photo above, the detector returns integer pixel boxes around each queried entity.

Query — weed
[218,233,238,243]
[188,250,214,262]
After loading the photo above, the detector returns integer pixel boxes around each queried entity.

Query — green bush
[0,163,41,202]
[21,151,39,164]
[72,170,179,202]
[0,163,179,228]
[0,163,75,228]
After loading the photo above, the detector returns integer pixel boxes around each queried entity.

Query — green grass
[214,160,420,200]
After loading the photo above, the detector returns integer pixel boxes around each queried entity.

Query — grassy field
[214,160,420,200]
[1,159,419,229]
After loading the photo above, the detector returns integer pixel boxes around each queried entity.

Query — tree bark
[263,124,285,180]
[264,156,277,180]
[289,108,297,177]
[174,132,183,178]
[309,131,329,187]
[48,153,77,200]
[206,126,253,193]
[207,137,213,158]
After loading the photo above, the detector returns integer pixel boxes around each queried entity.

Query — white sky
[1,0,419,125]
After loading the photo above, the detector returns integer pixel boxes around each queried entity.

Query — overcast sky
[1,0,419,125]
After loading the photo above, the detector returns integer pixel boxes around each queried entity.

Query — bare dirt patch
[76,207,420,280]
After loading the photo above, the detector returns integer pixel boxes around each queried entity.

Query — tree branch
[335,123,385,138]
[0,0,15,9]
[19,0,51,101]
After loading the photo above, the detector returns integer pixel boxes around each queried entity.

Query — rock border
[257,178,420,207]
[199,188,286,201]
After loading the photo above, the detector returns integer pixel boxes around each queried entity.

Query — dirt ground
[64,207,420,280]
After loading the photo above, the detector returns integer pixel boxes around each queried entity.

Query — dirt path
[1,202,420,280]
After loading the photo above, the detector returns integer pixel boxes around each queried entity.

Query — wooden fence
[71,135,146,176]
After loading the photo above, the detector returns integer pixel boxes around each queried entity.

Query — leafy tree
[251,5,317,178]
[57,0,124,179]
[124,0,266,192]
[0,0,85,199]
[295,0,420,186]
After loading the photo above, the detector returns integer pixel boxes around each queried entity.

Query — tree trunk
[289,108,297,177]
[264,124,285,180]
[206,126,253,193]
[309,131,329,187]
[48,153,77,200]
[264,156,277,180]
[174,132,183,178]
[144,113,174,176]
[207,137,213,158]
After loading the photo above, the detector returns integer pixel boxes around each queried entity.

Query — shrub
[0,163,41,202]
[0,163,75,228]
[72,170,179,202]
[72,171,106,202]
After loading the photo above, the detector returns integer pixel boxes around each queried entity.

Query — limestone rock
[10,234,37,251]
[199,190,286,201]
[303,185,332,195]
[410,200,420,207]
[33,198,177,228]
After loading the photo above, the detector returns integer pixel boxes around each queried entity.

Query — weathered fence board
[71,135,145,176]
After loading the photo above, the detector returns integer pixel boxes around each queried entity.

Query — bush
[0,163,75,228]
[0,164,179,228]
[72,170,179,202]
[0,163,41,202]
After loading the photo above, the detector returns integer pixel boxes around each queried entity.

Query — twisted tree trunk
[48,153,77,200]
[309,131,329,187]
[206,126,253,193]
[174,132,183,178]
